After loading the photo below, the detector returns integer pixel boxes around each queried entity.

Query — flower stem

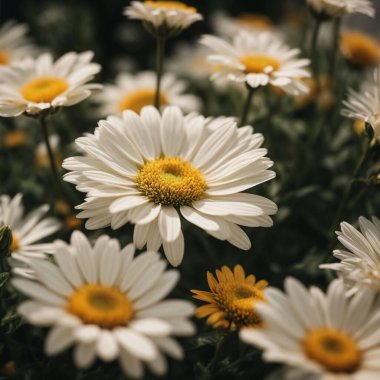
[154,36,166,109]
[240,85,254,127]
[330,18,341,81]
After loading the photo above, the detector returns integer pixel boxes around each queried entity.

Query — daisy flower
[0,193,60,278]
[341,30,380,69]
[342,65,380,138]
[12,231,195,378]
[124,1,202,36]
[0,51,102,117]
[306,0,375,18]
[191,265,268,330]
[200,31,310,95]
[95,71,200,116]
[321,217,380,295]
[63,105,277,267]
[0,20,35,66]
[241,277,380,379]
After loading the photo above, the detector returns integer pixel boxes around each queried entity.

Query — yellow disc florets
[144,1,197,13]
[241,55,281,74]
[67,284,134,329]
[136,156,207,207]
[118,89,168,114]
[21,76,69,103]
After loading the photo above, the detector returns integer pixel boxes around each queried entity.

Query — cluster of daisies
[0,0,380,379]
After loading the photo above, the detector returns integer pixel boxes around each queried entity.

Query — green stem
[154,36,166,109]
[240,86,254,126]
[330,18,342,82]
[207,332,227,375]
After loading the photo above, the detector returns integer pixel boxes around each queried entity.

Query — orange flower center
[240,55,281,74]
[144,1,197,13]
[0,50,9,65]
[11,233,20,252]
[21,76,69,103]
[118,88,168,113]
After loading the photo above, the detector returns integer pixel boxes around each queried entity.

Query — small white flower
[200,31,310,95]
[241,278,380,379]
[0,51,102,117]
[95,71,200,116]
[0,193,60,278]
[63,106,277,267]
[124,1,202,35]
[0,20,36,66]
[321,217,380,295]
[13,231,195,378]
[306,0,375,18]
[342,66,380,138]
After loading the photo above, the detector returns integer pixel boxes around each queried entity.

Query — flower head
[0,21,35,67]
[241,278,380,379]
[342,65,380,138]
[0,193,60,278]
[200,31,310,95]
[95,71,200,116]
[124,1,202,37]
[306,0,375,18]
[63,106,277,267]
[191,265,268,330]
[321,216,380,295]
[0,51,101,117]
[12,231,195,378]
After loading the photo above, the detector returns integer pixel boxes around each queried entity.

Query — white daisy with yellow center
[321,217,380,295]
[12,231,195,378]
[0,193,60,278]
[124,1,202,33]
[200,31,311,95]
[0,20,36,67]
[306,0,375,18]
[95,71,200,116]
[342,65,380,139]
[0,51,102,117]
[241,278,380,379]
[63,106,277,266]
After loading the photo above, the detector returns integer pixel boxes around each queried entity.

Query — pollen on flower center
[302,328,361,373]
[11,232,20,252]
[118,88,168,113]
[67,284,134,328]
[0,50,9,65]
[241,55,281,74]
[144,1,197,13]
[21,76,69,103]
[135,156,207,207]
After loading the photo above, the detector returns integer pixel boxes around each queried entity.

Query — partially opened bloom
[95,71,200,116]
[124,1,202,36]
[0,51,101,117]
[0,21,35,66]
[0,193,60,278]
[191,265,268,330]
[306,0,375,18]
[342,65,380,138]
[200,31,310,95]
[63,106,277,266]
[13,231,194,378]
[241,278,380,379]
[321,217,380,295]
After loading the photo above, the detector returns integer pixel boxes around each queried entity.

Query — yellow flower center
[303,328,361,373]
[240,55,281,74]
[67,284,134,328]
[3,131,27,148]
[21,76,69,103]
[144,1,197,13]
[136,157,206,207]
[236,13,273,30]
[11,233,20,253]
[0,50,9,65]
[118,88,168,114]
[341,31,380,67]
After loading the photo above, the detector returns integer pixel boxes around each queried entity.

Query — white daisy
[0,51,102,117]
[306,0,375,18]
[0,193,60,278]
[241,277,380,380]
[95,71,200,116]
[63,105,277,267]
[12,231,195,378]
[0,20,36,67]
[124,1,202,36]
[321,217,380,295]
[342,66,380,139]
[200,31,310,95]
